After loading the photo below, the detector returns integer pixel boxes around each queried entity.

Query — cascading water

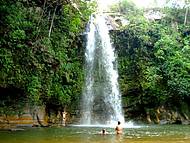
[81,15,96,124]
[81,14,124,125]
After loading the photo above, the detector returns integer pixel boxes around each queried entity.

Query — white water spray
[81,14,124,125]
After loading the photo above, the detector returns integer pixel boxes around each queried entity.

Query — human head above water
[102,129,106,133]
[118,121,121,125]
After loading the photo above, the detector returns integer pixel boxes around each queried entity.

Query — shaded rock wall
[0,106,47,128]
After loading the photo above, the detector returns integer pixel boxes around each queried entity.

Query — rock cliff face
[0,106,47,128]
[0,104,189,128]
[140,106,190,125]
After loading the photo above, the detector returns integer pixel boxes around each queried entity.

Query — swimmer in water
[115,121,123,134]
[99,129,109,135]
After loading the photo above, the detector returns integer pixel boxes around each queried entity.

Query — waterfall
[81,14,124,125]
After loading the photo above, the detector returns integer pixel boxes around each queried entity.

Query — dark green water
[0,125,189,143]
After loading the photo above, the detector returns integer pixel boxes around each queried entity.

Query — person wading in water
[115,121,123,134]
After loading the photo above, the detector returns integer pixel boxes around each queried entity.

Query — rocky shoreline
[0,108,189,130]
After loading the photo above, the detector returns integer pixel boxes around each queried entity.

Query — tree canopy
[111,0,190,120]
[0,0,93,114]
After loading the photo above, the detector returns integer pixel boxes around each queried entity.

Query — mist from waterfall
[81,14,124,125]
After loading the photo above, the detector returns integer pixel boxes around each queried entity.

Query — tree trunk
[48,4,57,38]
[184,7,189,25]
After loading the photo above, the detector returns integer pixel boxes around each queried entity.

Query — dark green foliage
[0,87,26,116]
[111,1,190,119]
[1,0,190,122]
[0,0,92,112]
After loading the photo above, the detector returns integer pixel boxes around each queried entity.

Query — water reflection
[0,125,190,143]
[114,134,124,143]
